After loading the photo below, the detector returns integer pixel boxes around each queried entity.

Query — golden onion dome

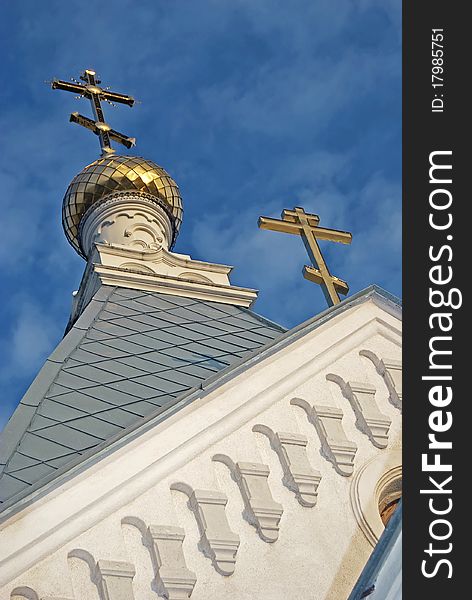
[62,154,183,257]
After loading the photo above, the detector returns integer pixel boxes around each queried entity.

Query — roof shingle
[0,286,284,505]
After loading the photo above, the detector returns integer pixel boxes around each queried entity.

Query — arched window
[378,477,402,526]
[350,449,402,547]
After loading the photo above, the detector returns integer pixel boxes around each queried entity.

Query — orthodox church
[0,71,402,600]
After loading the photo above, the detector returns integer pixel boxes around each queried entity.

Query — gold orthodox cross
[258,207,352,307]
[51,69,136,156]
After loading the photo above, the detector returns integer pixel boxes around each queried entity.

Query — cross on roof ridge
[258,206,352,307]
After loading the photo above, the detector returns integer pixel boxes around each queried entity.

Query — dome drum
[79,192,175,258]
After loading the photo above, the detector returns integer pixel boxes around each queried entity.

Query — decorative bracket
[291,398,357,476]
[327,375,391,449]
[360,350,402,411]
[170,483,240,576]
[92,560,136,600]
[121,516,196,599]
[253,425,321,507]
[213,455,283,543]
[144,525,196,600]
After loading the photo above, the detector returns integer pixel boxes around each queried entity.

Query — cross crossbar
[51,69,135,156]
[258,206,352,306]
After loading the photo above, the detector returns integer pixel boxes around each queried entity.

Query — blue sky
[0,0,401,429]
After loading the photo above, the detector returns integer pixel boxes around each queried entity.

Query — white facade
[0,290,402,600]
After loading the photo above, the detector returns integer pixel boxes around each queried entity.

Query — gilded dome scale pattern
[62,154,183,257]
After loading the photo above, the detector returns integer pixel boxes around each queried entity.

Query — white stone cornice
[91,263,257,307]
[95,243,234,276]
[68,239,258,323]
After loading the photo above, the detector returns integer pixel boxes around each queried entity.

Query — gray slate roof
[0,286,285,506]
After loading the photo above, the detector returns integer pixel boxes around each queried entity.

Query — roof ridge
[238,305,288,332]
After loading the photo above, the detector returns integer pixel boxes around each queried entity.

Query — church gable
[0,287,402,600]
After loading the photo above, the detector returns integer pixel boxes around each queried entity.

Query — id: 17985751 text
[432,29,444,113]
